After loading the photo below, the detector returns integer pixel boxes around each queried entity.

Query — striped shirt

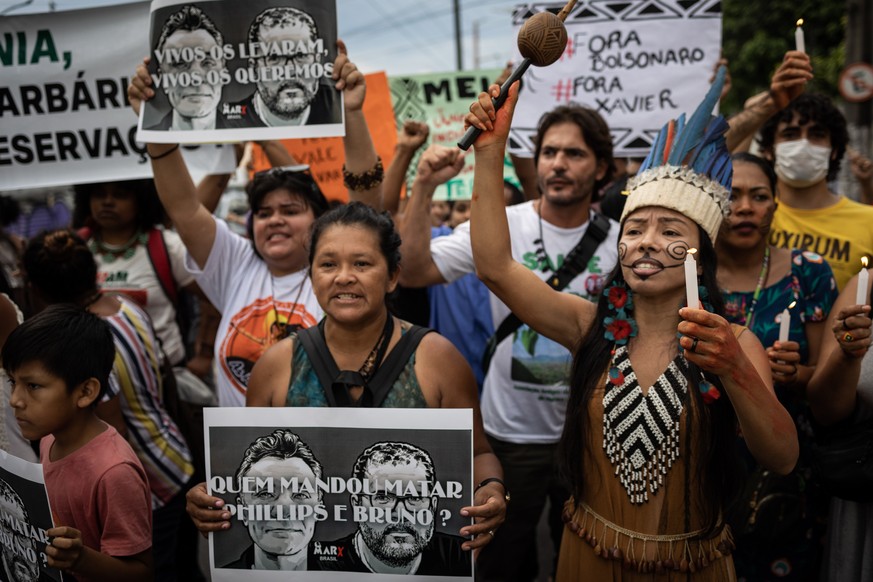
[105,294,193,509]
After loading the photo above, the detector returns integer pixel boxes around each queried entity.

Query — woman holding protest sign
[462,69,797,579]
[184,202,507,567]
[127,40,383,410]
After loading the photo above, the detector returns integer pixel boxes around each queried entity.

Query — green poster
[389,69,521,201]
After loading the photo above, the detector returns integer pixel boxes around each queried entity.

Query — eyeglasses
[362,492,433,511]
[263,51,323,68]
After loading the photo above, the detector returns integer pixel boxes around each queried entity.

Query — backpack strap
[145,229,178,305]
[481,211,611,373]
[295,326,340,407]
[296,323,433,408]
[367,325,432,408]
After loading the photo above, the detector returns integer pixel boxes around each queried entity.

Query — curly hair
[23,229,97,304]
[758,93,848,182]
[352,441,435,485]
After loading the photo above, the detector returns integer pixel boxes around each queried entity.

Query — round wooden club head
[517,12,568,67]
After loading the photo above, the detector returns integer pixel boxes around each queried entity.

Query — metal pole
[843,0,873,200]
[473,19,480,69]
[454,0,463,70]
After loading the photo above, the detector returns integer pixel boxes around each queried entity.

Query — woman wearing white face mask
[761,93,873,290]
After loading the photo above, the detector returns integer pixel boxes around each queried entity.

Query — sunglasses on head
[254,164,321,196]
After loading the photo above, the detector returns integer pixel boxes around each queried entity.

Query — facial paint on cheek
[665,240,691,263]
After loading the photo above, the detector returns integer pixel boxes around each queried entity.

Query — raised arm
[466,82,596,352]
[808,272,872,425]
[725,50,813,152]
[383,120,430,216]
[127,58,216,269]
[396,145,465,287]
[195,170,233,214]
[334,40,381,209]
[258,139,298,167]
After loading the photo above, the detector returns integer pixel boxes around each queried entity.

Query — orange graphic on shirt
[220,297,317,396]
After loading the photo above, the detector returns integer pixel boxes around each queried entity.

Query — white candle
[856,257,869,306]
[795,19,805,53]
[685,248,699,309]
[778,301,796,343]
[778,309,791,343]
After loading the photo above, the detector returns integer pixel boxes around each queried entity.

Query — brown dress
[556,346,737,581]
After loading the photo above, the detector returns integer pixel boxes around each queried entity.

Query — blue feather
[640,120,669,173]
[667,66,727,167]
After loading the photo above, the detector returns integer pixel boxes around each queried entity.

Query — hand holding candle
[856,257,870,306]
[778,300,796,343]
[684,248,699,309]
[795,19,805,53]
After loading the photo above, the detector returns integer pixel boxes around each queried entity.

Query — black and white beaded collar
[602,345,688,504]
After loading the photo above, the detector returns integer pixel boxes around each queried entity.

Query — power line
[341,0,515,39]
[360,0,449,70]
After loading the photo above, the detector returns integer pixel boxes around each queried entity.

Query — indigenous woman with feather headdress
[464,69,798,580]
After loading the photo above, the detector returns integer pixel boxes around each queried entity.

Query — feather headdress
[621,66,732,243]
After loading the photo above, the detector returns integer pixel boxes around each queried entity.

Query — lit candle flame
[863,256,869,268]
[788,300,797,310]
[687,248,698,256]
[796,18,804,27]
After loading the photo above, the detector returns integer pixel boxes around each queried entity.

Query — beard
[360,521,434,567]
[5,552,39,582]
[260,78,318,118]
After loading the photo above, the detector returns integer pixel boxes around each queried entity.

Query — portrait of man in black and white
[315,441,470,577]
[147,4,229,131]
[223,6,341,128]
[220,429,324,572]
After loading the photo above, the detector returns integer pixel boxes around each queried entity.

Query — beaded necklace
[89,231,148,263]
[744,246,770,328]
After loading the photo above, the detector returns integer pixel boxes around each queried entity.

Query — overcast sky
[2,0,523,74]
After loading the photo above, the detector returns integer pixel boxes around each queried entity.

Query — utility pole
[454,0,463,71]
[473,20,480,70]
[843,0,873,200]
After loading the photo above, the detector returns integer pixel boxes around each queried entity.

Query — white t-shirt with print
[96,228,194,365]
[431,201,619,444]
[186,219,322,407]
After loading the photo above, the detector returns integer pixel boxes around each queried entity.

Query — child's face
[8,362,83,441]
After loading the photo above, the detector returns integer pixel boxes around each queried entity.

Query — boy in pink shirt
[3,305,152,582]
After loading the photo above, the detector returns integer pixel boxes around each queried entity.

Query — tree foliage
[721,0,846,114]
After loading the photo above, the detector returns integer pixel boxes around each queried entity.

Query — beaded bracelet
[343,157,384,191]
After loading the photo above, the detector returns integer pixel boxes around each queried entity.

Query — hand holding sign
[333,40,365,113]
[44,526,84,571]
[128,58,156,118]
